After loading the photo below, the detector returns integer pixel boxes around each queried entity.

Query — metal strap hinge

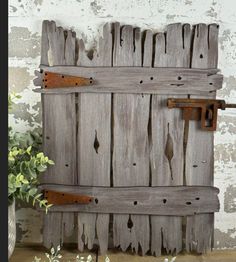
[42,71,93,89]
[44,190,93,205]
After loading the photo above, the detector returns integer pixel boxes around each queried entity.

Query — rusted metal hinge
[42,71,93,89]
[167,98,236,131]
[44,190,93,205]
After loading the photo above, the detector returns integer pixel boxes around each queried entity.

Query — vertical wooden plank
[77,23,112,254]
[151,23,191,256]
[61,28,77,240]
[42,21,77,248]
[186,23,219,253]
[112,23,151,255]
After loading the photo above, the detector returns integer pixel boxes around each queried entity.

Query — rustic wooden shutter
[34,21,222,256]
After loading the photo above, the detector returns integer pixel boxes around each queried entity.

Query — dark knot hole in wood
[133,201,138,205]
[178,76,182,80]
[165,123,174,180]
[133,163,136,166]
[186,201,192,205]
[140,80,143,84]
[127,216,133,230]
[163,199,167,204]
[195,197,200,200]
[200,54,203,59]
[94,130,100,154]
[95,198,99,204]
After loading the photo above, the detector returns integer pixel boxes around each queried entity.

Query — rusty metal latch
[44,190,93,205]
[42,71,93,89]
[167,98,236,131]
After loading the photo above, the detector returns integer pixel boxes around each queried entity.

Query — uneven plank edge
[33,66,222,95]
[38,185,220,215]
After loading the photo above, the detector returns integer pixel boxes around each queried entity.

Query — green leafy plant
[8,92,54,212]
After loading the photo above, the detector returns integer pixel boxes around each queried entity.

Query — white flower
[171,258,176,262]
[45,253,50,258]
[50,247,55,255]
[105,256,110,262]
[87,255,93,262]
[57,245,61,251]
[33,256,41,262]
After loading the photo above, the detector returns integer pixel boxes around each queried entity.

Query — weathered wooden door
[34,21,222,256]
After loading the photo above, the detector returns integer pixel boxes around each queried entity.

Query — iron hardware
[167,98,236,131]
[42,71,93,89]
[44,189,93,205]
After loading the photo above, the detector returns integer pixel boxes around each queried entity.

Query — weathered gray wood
[39,21,221,255]
[151,23,192,256]
[43,212,63,248]
[42,20,77,248]
[42,95,76,184]
[33,66,222,95]
[186,23,219,253]
[40,21,50,66]
[154,24,191,67]
[129,29,152,255]
[112,23,151,255]
[39,185,220,215]
[77,23,112,254]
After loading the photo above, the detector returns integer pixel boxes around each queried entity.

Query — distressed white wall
[9,0,236,249]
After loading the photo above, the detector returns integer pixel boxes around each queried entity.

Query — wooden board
[112,23,151,255]
[37,21,222,255]
[33,66,222,95]
[41,20,77,248]
[185,23,219,253]
[39,185,220,215]
[150,23,191,256]
[76,23,112,253]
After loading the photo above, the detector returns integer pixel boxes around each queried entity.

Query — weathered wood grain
[77,23,112,254]
[39,21,221,255]
[185,23,219,253]
[33,66,222,95]
[112,23,151,255]
[151,23,192,256]
[39,185,220,215]
[129,29,152,255]
[41,20,77,248]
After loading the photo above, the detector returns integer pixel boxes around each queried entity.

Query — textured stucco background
[9,0,236,249]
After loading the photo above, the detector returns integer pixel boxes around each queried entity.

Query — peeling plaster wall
[9,0,236,249]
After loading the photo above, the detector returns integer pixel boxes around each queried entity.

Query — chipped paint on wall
[224,185,236,213]
[15,207,43,243]
[9,27,40,58]
[9,0,236,249]
[215,229,236,249]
